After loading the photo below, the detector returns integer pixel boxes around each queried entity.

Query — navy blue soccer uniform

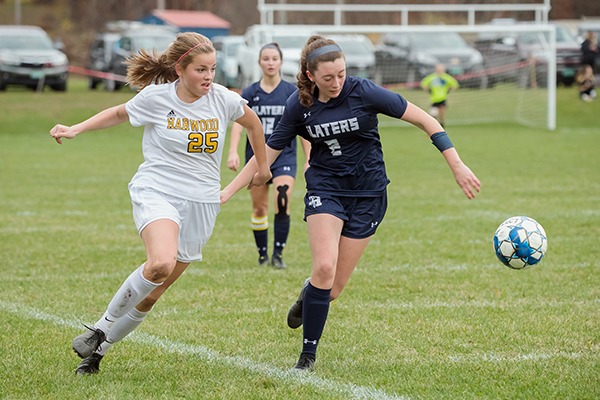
[242,80,298,179]
[267,76,408,238]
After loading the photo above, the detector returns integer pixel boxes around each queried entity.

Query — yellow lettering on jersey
[182,118,189,131]
[167,118,175,130]
[204,132,218,153]
[190,119,199,131]
[174,118,182,130]
[188,133,203,152]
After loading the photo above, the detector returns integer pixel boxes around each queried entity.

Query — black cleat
[258,255,269,266]
[76,353,103,375]
[287,278,310,329]
[271,253,287,269]
[292,353,315,372]
[72,325,106,359]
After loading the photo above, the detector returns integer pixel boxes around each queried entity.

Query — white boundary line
[0,301,409,400]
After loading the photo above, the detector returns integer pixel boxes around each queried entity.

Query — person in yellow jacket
[420,64,459,127]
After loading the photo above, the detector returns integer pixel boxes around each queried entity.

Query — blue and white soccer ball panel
[493,216,548,270]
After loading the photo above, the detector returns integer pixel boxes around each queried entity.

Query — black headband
[306,44,342,62]
[260,44,282,58]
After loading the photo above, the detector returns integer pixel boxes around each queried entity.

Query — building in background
[140,9,230,39]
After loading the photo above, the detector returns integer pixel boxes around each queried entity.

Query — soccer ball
[493,216,548,270]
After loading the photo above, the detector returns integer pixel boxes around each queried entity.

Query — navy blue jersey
[242,80,298,170]
[267,76,408,197]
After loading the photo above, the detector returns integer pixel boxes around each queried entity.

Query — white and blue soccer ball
[493,216,548,270]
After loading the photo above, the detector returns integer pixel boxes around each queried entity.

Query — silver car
[0,25,68,91]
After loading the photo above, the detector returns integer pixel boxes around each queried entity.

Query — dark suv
[86,32,121,90]
[0,25,68,91]
[474,23,582,87]
[375,31,487,88]
[103,27,177,91]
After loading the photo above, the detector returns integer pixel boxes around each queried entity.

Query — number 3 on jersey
[188,132,218,153]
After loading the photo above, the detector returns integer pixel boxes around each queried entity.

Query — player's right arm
[220,145,282,205]
[227,122,244,172]
[50,104,129,144]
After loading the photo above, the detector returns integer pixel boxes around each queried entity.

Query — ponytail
[125,32,214,90]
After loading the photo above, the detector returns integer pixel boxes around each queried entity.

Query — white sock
[96,307,151,356]
[94,263,161,334]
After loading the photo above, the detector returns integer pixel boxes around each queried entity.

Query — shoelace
[82,323,105,352]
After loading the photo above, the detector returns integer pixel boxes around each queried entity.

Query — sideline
[0,300,409,400]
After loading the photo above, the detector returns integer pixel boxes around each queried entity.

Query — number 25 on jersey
[188,132,218,154]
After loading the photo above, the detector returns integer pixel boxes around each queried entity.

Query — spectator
[581,31,599,72]
[576,64,596,101]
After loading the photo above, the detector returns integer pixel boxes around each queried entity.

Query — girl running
[50,32,271,375]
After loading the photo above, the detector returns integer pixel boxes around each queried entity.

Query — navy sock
[273,213,290,256]
[302,283,331,356]
[251,215,268,258]
[253,229,268,257]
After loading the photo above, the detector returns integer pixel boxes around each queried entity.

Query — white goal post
[249,1,556,130]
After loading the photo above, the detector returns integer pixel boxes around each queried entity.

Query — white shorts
[129,186,220,263]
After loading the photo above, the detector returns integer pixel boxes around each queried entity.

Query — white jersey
[126,80,247,203]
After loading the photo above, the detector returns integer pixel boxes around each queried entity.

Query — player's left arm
[234,104,271,187]
[401,102,480,199]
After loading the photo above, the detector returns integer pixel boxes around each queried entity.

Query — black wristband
[430,131,454,152]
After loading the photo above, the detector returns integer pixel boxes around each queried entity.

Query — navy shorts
[432,100,447,107]
[303,191,388,239]
[245,145,297,182]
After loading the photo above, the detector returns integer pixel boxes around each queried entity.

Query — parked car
[86,31,121,90]
[104,26,177,91]
[474,22,582,87]
[375,31,487,89]
[0,25,68,91]
[212,35,244,88]
[325,34,376,80]
[236,25,315,88]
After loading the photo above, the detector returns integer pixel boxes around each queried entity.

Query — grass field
[1,78,599,399]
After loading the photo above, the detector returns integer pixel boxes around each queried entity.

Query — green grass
[1,78,599,399]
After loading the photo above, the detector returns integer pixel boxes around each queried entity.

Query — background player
[49,32,271,375]
[420,63,459,128]
[221,35,480,372]
[227,43,310,269]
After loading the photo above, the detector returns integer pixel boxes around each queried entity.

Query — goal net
[311,23,557,130]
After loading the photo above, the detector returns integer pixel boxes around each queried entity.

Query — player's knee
[144,257,176,282]
[253,205,268,217]
[313,261,336,283]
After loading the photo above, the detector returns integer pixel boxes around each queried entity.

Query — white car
[0,25,68,91]
[236,25,315,88]
[213,35,244,88]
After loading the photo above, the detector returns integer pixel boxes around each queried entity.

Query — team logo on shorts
[308,195,322,208]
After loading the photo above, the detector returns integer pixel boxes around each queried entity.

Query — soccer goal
[254,1,556,130]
